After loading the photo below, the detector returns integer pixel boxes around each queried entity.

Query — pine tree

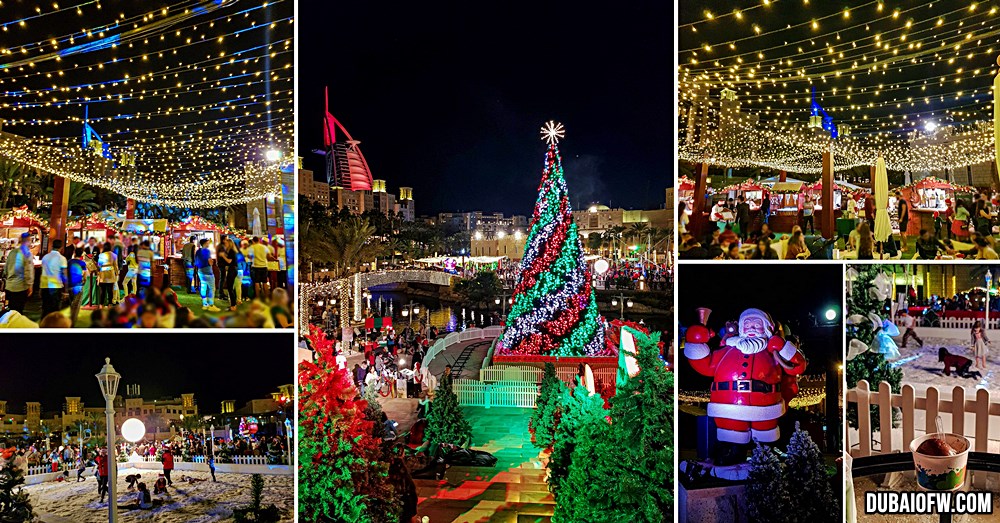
[424,375,472,449]
[745,441,790,523]
[555,328,674,523]
[498,125,606,357]
[547,381,608,496]
[784,423,838,523]
[298,326,399,523]
[0,454,35,523]
[529,363,566,450]
[846,265,902,430]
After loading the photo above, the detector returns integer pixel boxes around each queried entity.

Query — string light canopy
[0,0,293,208]
[679,1,1000,173]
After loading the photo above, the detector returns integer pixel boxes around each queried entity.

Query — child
[971,321,990,370]
[153,474,168,494]
[939,347,983,379]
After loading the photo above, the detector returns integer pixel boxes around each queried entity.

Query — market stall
[678,175,695,208]
[0,207,46,296]
[896,177,976,236]
[122,218,170,290]
[67,211,122,246]
[765,181,804,233]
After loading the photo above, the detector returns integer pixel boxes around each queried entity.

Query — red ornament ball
[686,325,713,343]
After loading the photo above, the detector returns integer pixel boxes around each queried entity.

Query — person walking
[900,311,924,348]
[3,232,34,313]
[219,237,239,311]
[161,446,174,486]
[181,235,198,294]
[275,238,287,289]
[250,236,270,300]
[40,239,68,318]
[97,242,119,308]
[95,448,109,503]
[123,245,138,297]
[195,239,219,312]
[735,195,750,241]
[802,197,816,235]
[971,320,990,370]
[136,240,154,297]
[208,453,217,482]
[896,191,910,251]
[67,248,87,326]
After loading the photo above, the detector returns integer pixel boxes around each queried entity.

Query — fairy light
[0,0,292,208]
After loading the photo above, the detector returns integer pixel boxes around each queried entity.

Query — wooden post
[869,164,877,192]
[820,148,834,238]
[125,198,136,219]
[48,175,70,244]
[779,170,787,183]
[691,163,710,236]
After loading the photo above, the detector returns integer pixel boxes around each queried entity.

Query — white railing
[847,379,1000,488]
[133,454,271,465]
[479,363,617,388]
[26,464,52,476]
[423,326,502,370]
[453,379,539,408]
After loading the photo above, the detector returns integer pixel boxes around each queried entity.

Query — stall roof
[761,176,806,185]
[678,175,695,191]
[0,207,47,229]
[721,179,763,192]
[770,181,804,193]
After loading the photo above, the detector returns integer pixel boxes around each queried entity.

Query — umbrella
[874,154,892,244]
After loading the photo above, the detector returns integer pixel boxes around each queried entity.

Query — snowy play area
[24,467,293,522]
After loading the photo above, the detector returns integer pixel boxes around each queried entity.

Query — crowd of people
[1,231,292,328]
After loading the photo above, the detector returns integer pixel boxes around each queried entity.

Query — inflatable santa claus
[685,307,806,445]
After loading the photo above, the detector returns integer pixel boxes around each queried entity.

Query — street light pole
[494,292,511,320]
[95,358,121,523]
[401,301,421,328]
[610,293,633,319]
[986,272,993,333]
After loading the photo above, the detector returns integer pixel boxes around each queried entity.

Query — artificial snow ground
[24,467,293,523]
[889,336,1000,395]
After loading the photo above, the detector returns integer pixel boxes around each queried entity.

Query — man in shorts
[250,236,270,300]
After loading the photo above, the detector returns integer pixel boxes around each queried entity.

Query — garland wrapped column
[498,122,606,357]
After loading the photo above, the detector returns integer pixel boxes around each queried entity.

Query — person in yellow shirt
[249,236,270,300]
[265,237,279,295]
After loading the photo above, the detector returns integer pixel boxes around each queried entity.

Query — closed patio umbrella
[874,154,892,246]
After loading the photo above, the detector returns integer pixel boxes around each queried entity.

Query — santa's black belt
[712,380,780,393]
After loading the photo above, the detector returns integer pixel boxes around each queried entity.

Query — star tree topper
[540,121,565,144]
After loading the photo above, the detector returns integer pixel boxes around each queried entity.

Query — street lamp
[986,272,993,331]
[610,293,634,319]
[401,301,421,326]
[494,292,512,318]
[95,357,120,523]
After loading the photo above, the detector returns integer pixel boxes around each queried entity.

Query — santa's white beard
[728,335,769,354]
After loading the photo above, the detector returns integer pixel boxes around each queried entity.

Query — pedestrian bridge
[299,269,457,332]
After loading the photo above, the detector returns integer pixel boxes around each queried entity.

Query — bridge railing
[423,326,502,370]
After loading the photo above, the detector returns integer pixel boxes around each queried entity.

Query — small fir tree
[0,453,35,523]
[785,423,838,523]
[552,411,613,523]
[846,265,902,430]
[424,374,472,449]
[745,441,790,523]
[547,381,608,495]
[529,363,566,450]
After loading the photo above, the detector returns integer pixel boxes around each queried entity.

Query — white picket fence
[134,454,270,465]
[895,316,1000,330]
[847,379,1000,488]
[479,363,617,388]
[423,326,503,370]
[26,464,53,476]
[453,379,539,408]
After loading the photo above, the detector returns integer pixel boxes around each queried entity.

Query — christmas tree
[785,423,838,523]
[846,265,902,430]
[498,122,606,357]
[298,326,399,523]
[555,328,674,523]
[529,363,566,450]
[0,451,35,523]
[745,441,789,523]
[425,374,472,449]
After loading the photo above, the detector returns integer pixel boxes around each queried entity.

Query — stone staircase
[414,407,556,523]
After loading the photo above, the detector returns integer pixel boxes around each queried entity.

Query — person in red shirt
[939,348,982,379]
[95,448,109,503]
[161,446,174,486]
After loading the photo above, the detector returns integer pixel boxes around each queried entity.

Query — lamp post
[401,301,421,327]
[986,272,993,332]
[494,292,512,319]
[284,418,292,465]
[610,293,633,319]
[95,358,120,523]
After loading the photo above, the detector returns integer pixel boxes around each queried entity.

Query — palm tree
[330,216,379,277]
[628,222,650,247]
[606,225,627,257]
[0,158,38,209]
[586,232,604,254]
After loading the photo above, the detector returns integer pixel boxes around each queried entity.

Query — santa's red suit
[685,308,806,444]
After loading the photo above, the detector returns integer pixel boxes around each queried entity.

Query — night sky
[0,334,294,415]
[677,264,843,388]
[299,0,671,216]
